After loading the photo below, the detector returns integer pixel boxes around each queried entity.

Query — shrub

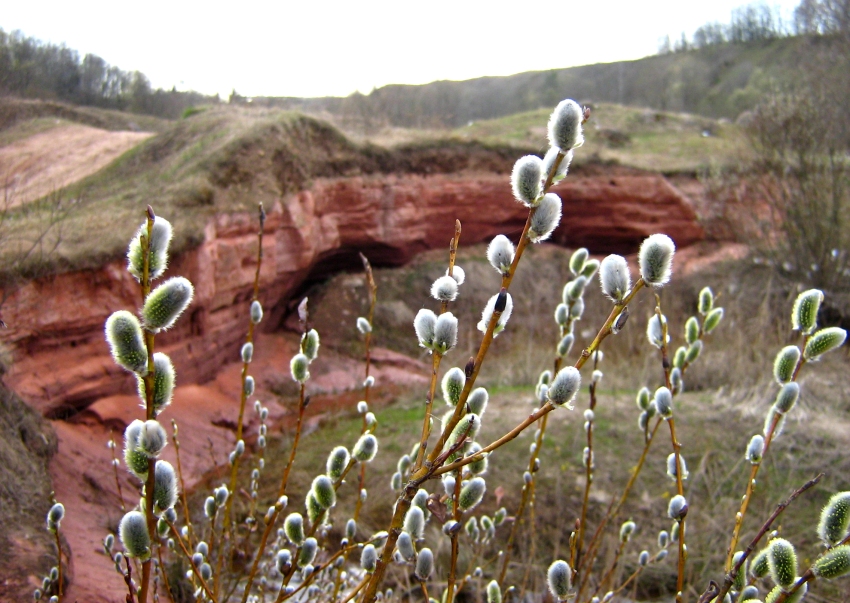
[35,100,849,603]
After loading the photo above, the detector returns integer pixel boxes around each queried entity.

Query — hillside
[0,100,743,282]
[258,36,828,128]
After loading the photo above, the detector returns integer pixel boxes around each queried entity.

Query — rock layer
[5,170,702,416]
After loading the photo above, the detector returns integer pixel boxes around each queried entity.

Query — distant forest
[0,0,847,125]
[0,29,218,119]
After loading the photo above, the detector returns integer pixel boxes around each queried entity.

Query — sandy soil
[0,124,152,206]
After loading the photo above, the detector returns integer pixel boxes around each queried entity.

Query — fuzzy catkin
[119,511,150,559]
[141,277,194,332]
[547,559,572,601]
[487,235,515,274]
[599,255,631,302]
[548,99,584,150]
[818,492,850,546]
[105,311,148,374]
[127,217,172,281]
[510,155,544,205]
[638,234,675,286]
[528,193,562,242]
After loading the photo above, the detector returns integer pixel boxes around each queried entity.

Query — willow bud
[433,312,459,354]
[666,453,688,481]
[142,277,194,332]
[403,506,425,540]
[298,537,318,568]
[548,99,584,150]
[792,289,823,334]
[703,307,724,333]
[563,277,587,303]
[311,475,336,509]
[620,520,636,542]
[773,382,800,414]
[431,276,459,302]
[547,367,581,408]
[804,327,847,360]
[354,543,376,572]
[528,193,562,242]
[241,343,253,364]
[767,538,797,589]
[46,503,64,531]
[478,292,513,336]
[773,346,801,383]
[557,333,575,358]
[698,287,714,315]
[581,258,600,280]
[487,235,515,275]
[414,309,437,349]
[636,387,651,410]
[685,316,700,345]
[555,303,569,327]
[668,495,688,520]
[301,329,320,361]
[510,155,544,206]
[442,367,466,406]
[459,477,486,511]
[647,314,668,348]
[284,513,305,545]
[127,217,172,281]
[353,433,378,463]
[119,511,150,559]
[326,446,350,480]
[153,460,178,514]
[460,388,487,418]
[290,353,310,383]
[250,300,263,324]
[685,340,703,364]
[139,420,167,457]
[746,435,765,464]
[356,317,372,334]
[600,255,631,302]
[570,248,589,276]
[105,311,148,374]
[638,234,675,287]
[673,346,687,369]
[655,387,673,418]
[415,548,434,580]
[818,492,850,547]
[547,559,573,601]
[487,580,502,603]
[814,544,850,579]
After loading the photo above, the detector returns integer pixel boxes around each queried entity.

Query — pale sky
[1,0,801,98]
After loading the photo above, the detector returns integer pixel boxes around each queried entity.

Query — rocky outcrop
[4,169,702,417]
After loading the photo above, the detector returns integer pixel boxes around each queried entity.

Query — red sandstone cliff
[5,170,702,417]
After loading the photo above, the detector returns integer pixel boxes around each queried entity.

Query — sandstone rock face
[5,170,702,417]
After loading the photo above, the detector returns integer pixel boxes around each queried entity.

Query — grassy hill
[0,98,744,280]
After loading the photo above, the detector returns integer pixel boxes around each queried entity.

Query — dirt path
[0,123,152,206]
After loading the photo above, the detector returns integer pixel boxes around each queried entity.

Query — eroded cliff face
[2,168,703,602]
[5,169,702,417]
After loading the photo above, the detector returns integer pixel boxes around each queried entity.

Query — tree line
[661,0,849,53]
[0,29,218,119]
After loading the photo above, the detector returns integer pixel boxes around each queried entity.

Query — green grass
[453,102,748,172]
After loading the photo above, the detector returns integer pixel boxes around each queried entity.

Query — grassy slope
[0,96,743,278]
[453,102,747,173]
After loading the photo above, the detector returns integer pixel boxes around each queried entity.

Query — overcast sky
[2,0,801,98]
